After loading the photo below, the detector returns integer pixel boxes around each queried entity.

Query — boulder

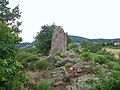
[55,58,80,67]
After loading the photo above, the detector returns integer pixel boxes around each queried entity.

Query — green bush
[55,52,61,57]
[9,79,22,90]
[36,80,50,90]
[79,52,94,61]
[20,47,37,54]
[16,51,39,62]
[65,63,73,68]
[106,61,120,70]
[94,70,120,90]
[94,55,107,64]
[35,60,49,70]
[55,55,62,61]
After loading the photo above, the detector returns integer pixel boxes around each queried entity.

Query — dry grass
[27,70,44,84]
[105,48,120,58]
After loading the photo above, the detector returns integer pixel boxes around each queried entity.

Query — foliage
[94,70,120,90]
[0,22,26,88]
[35,60,49,70]
[20,46,37,54]
[106,61,120,70]
[80,40,102,53]
[16,51,39,62]
[0,58,23,88]
[0,22,21,59]
[9,79,22,90]
[36,79,51,90]
[65,63,73,68]
[35,24,72,56]
[0,0,22,34]
[35,24,55,56]
[55,55,62,61]
[66,33,72,45]
[79,52,94,61]
[55,52,61,57]
[16,51,39,68]
[93,54,107,64]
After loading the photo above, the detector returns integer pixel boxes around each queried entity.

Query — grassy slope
[105,48,120,58]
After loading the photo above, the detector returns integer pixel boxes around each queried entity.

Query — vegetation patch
[65,63,73,68]
[79,52,94,61]
[35,60,49,70]
[36,79,51,90]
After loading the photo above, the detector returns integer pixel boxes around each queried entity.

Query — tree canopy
[35,24,55,56]
[0,1,25,89]
[0,0,22,34]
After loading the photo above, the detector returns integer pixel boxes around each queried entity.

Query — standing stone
[50,26,67,54]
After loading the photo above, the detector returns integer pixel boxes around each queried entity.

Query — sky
[9,0,120,42]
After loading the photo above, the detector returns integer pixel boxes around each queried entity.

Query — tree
[0,22,24,89]
[0,1,26,89]
[66,33,72,45]
[0,0,22,34]
[0,22,21,59]
[35,24,71,56]
[35,24,55,56]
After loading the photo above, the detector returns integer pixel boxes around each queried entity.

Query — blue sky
[9,0,120,42]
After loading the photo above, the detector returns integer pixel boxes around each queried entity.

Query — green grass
[36,80,50,90]
[35,60,49,70]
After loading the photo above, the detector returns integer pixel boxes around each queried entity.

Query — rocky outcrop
[45,61,94,90]
[66,74,97,90]
[55,58,80,67]
[50,26,67,54]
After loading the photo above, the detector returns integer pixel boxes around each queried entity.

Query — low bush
[36,80,51,90]
[55,55,62,61]
[20,47,37,54]
[79,52,94,61]
[65,63,73,68]
[35,60,49,70]
[94,55,107,64]
[9,79,22,90]
[16,51,39,62]
[16,51,39,68]
[106,61,120,70]
[94,70,120,90]
[55,52,61,57]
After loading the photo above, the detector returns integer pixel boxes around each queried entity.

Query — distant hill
[71,36,89,42]
[17,35,120,48]
[71,35,120,43]
[16,41,36,48]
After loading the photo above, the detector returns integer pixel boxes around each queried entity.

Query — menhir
[50,26,67,54]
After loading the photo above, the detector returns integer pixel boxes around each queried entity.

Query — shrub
[9,79,22,90]
[35,60,49,70]
[94,55,107,64]
[79,52,94,61]
[16,51,39,62]
[106,61,120,70]
[20,47,37,54]
[94,70,120,90]
[16,51,39,68]
[36,80,50,90]
[55,55,62,61]
[55,52,61,57]
[65,63,73,68]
